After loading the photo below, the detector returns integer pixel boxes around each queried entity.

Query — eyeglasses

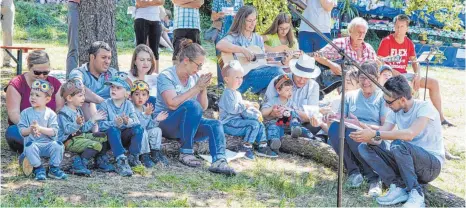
[384,97,401,105]
[131,80,149,92]
[33,70,50,76]
[31,80,51,94]
[189,58,203,70]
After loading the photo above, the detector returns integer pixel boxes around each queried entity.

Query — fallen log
[279,136,465,207]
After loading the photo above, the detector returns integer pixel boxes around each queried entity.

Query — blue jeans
[359,140,442,194]
[327,122,379,182]
[24,141,64,167]
[238,66,284,94]
[215,15,234,86]
[265,111,310,140]
[5,125,24,153]
[298,31,331,53]
[223,118,266,144]
[158,100,226,162]
[106,125,144,158]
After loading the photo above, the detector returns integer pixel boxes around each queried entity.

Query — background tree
[78,0,119,69]
[405,0,464,32]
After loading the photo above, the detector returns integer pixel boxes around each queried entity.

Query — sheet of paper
[199,149,245,163]
[331,119,362,130]
[417,51,437,62]
[145,75,158,97]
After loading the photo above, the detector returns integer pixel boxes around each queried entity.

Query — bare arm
[161,87,202,110]
[296,110,310,122]
[55,86,65,112]
[38,126,57,137]
[197,88,208,110]
[410,56,420,74]
[84,86,105,104]
[261,106,274,119]
[20,127,32,137]
[211,11,224,21]
[178,0,204,8]
[172,0,195,5]
[320,0,336,12]
[6,87,21,124]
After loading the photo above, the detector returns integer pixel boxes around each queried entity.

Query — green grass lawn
[0,40,465,207]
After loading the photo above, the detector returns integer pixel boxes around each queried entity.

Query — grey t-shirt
[57,105,96,142]
[69,63,118,99]
[224,33,265,51]
[264,73,320,114]
[18,107,59,144]
[218,88,247,124]
[299,0,334,33]
[342,89,388,126]
[155,66,199,113]
[386,100,445,166]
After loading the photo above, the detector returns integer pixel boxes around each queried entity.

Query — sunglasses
[384,97,401,105]
[31,80,51,94]
[33,70,50,76]
[131,80,149,92]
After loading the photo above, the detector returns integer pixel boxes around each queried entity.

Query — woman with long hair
[261,12,298,52]
[216,5,287,93]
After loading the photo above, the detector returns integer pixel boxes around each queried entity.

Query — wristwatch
[373,130,381,141]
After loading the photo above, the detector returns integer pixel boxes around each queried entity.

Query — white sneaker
[368,181,382,197]
[347,173,363,188]
[402,189,425,208]
[376,184,409,205]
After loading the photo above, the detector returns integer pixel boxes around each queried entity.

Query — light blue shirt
[155,66,199,113]
[224,33,265,51]
[341,89,388,126]
[218,88,247,124]
[173,5,200,30]
[299,0,334,33]
[386,100,445,166]
[18,107,59,144]
[68,63,118,99]
[212,0,244,41]
[134,105,159,130]
[97,99,140,132]
[264,73,320,114]
[57,105,96,142]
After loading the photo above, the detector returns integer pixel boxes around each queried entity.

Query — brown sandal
[179,153,202,167]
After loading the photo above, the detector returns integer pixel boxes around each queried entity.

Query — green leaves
[245,0,289,33]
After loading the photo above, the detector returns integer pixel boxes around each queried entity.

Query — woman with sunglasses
[155,39,235,176]
[325,61,389,197]
[5,50,64,153]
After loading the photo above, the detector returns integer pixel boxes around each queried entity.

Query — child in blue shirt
[58,78,114,176]
[19,80,67,180]
[218,61,277,159]
[98,72,144,177]
[130,80,169,167]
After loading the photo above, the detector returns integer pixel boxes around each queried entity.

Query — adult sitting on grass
[68,41,132,123]
[5,50,64,153]
[353,75,445,207]
[155,39,236,176]
[326,61,388,197]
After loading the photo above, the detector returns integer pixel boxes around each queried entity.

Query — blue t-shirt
[341,89,388,126]
[386,100,445,166]
[155,66,199,113]
[68,63,118,99]
[18,107,59,144]
[224,33,265,51]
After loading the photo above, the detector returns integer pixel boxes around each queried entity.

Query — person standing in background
[134,0,165,74]
[1,0,15,68]
[171,0,204,64]
[66,0,80,77]
[298,0,336,53]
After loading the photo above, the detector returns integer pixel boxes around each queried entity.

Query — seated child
[18,80,67,180]
[130,80,169,167]
[218,61,277,160]
[98,72,144,177]
[57,78,114,176]
[261,74,313,151]
[378,65,393,86]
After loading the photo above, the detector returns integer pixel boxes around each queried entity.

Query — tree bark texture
[78,0,119,69]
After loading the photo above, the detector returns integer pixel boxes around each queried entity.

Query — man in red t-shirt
[377,14,454,127]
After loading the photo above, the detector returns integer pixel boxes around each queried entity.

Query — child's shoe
[140,153,155,168]
[34,166,47,181]
[48,166,68,180]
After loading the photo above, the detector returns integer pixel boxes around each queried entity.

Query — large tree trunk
[78,0,119,69]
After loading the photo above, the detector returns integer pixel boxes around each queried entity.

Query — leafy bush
[245,0,289,33]
[115,0,135,41]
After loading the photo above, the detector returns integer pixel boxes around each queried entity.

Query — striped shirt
[173,5,200,30]
[212,0,244,40]
[319,37,377,64]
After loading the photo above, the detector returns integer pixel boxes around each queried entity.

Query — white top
[299,0,335,33]
[135,6,161,21]
[128,73,158,97]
